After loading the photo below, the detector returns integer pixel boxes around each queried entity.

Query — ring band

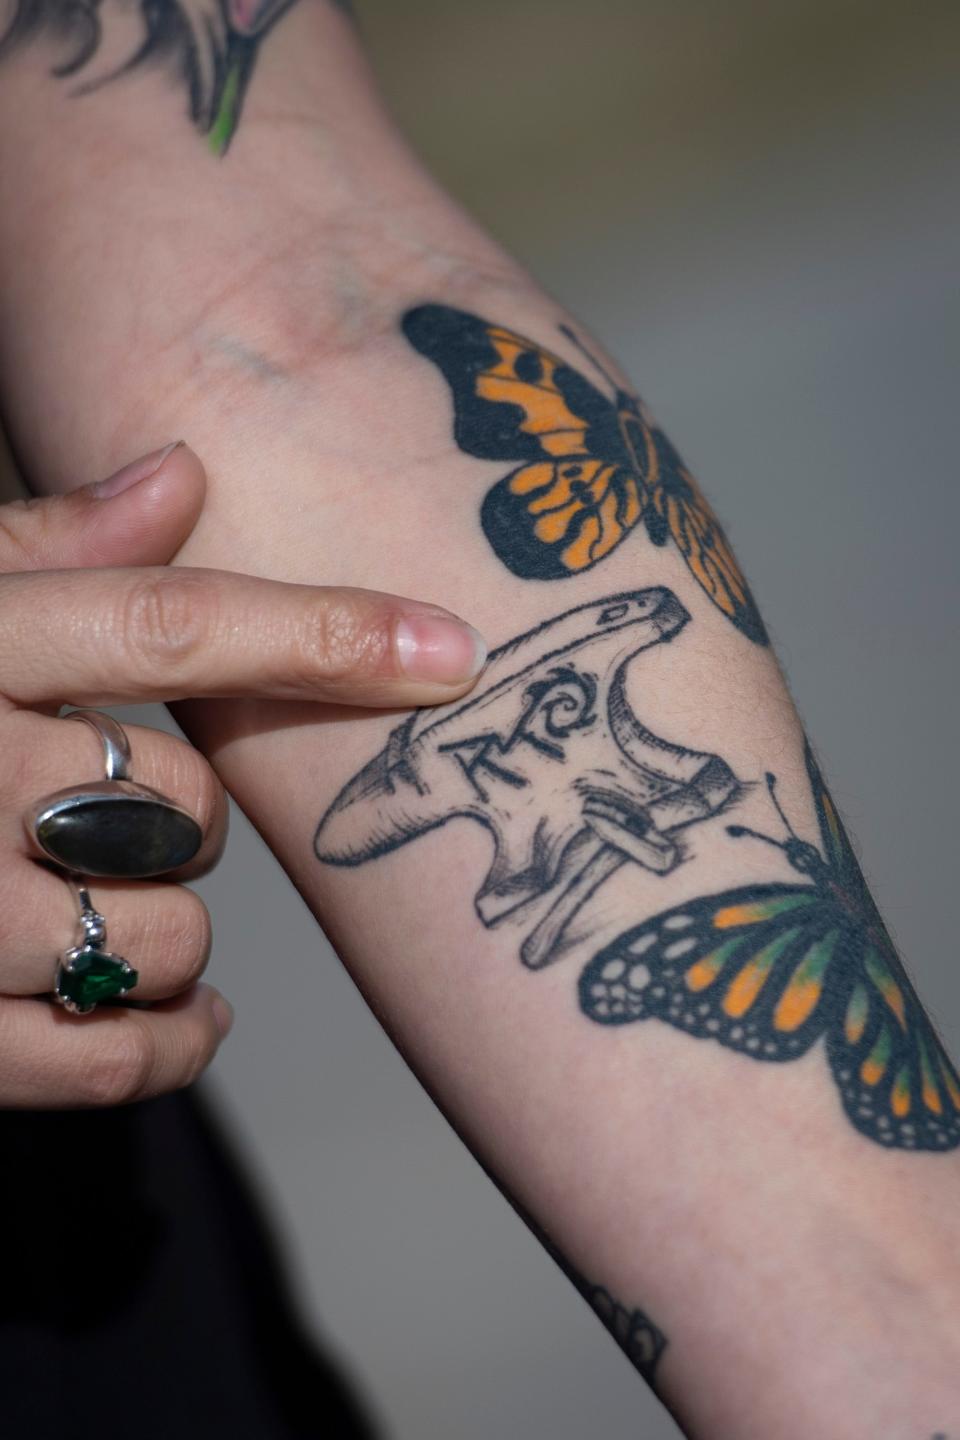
[27,709,203,879]
[70,708,132,782]
[54,880,138,1015]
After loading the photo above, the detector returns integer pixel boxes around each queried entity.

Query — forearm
[0,0,518,487]
[2,11,960,1437]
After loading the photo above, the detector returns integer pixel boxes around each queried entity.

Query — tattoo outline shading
[402,304,767,645]
[581,742,960,1151]
[0,0,333,152]
[317,587,960,1152]
[316,588,743,972]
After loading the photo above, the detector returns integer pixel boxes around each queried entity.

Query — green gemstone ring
[54,882,138,1016]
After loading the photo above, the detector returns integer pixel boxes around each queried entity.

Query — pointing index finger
[0,568,486,709]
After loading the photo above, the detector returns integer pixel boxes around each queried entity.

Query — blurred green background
[5,3,959,1437]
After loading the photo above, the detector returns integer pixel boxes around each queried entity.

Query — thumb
[0,441,206,574]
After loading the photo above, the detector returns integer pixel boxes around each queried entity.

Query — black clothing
[1,1090,377,1440]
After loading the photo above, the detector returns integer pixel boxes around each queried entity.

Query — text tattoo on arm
[0,0,350,152]
[316,589,960,1152]
[534,1227,668,1387]
[402,304,767,645]
[569,1274,667,1387]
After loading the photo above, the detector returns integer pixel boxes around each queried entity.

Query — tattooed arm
[1,6,959,1437]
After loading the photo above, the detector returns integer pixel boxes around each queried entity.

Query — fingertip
[83,442,207,566]
[294,590,488,709]
[394,613,487,689]
[89,440,188,500]
[97,440,207,521]
[185,982,234,1038]
[211,992,235,1039]
[315,601,488,709]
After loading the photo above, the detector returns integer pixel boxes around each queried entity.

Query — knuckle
[121,573,216,680]
[0,712,53,806]
[0,576,32,681]
[0,504,40,571]
[0,495,81,575]
[77,1026,156,1107]
[295,595,389,688]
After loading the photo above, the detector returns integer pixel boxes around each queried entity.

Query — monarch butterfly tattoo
[316,580,957,1153]
[402,304,767,645]
[580,741,960,1151]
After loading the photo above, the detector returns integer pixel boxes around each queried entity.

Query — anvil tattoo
[316,590,960,1150]
[316,588,743,972]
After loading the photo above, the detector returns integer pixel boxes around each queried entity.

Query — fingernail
[90,440,185,499]
[395,614,487,685]
[212,994,235,1039]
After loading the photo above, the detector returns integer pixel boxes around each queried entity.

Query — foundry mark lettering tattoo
[532,1228,668,1387]
[0,0,341,151]
[402,304,767,645]
[316,588,744,972]
[574,1278,667,1386]
[316,590,960,1153]
[499,1196,669,1390]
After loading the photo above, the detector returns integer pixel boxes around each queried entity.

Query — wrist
[662,1179,960,1440]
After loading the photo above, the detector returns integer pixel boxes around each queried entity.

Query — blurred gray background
[4,2,959,1436]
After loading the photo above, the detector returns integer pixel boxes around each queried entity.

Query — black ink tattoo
[0,0,339,151]
[575,1279,667,1386]
[521,1217,668,1388]
[402,304,767,644]
[316,588,743,971]
[581,743,960,1151]
[317,587,960,1151]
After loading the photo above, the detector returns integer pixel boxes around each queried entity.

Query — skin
[0,4,958,1436]
[0,441,483,1106]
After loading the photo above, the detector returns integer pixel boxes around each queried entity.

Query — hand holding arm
[0,438,483,1105]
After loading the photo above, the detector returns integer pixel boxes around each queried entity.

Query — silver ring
[27,709,203,879]
[53,880,138,1015]
[71,708,132,781]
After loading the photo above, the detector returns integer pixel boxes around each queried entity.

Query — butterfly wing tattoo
[402,304,767,645]
[579,743,960,1151]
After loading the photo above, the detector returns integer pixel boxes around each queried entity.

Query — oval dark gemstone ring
[26,710,203,879]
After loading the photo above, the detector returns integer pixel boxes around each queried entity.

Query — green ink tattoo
[317,586,960,1151]
[0,0,348,152]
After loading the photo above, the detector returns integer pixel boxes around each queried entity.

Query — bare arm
[1,6,958,1435]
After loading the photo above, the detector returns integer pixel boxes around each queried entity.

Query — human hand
[0,440,486,1108]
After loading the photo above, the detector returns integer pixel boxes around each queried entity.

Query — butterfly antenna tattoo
[764,769,799,836]
[727,773,797,851]
[725,822,787,852]
[558,323,621,393]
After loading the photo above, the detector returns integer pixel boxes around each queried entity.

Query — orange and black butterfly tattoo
[402,304,767,645]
